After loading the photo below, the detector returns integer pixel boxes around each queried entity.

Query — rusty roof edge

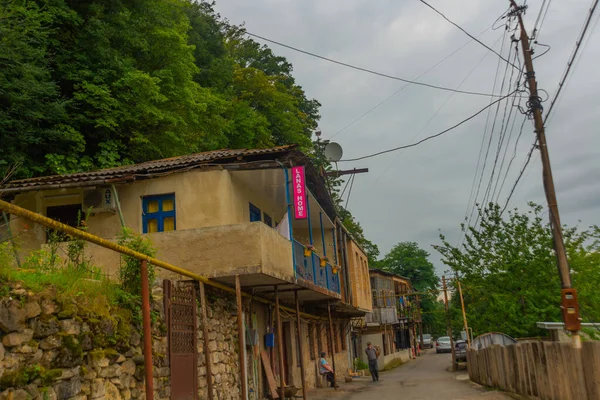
[369,268,412,283]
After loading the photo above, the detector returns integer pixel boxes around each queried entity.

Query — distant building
[356,269,415,370]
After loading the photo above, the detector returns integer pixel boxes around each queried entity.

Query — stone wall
[196,287,240,400]
[0,283,169,400]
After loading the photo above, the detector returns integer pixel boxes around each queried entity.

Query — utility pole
[416,295,424,349]
[442,276,456,370]
[457,278,470,348]
[509,0,581,347]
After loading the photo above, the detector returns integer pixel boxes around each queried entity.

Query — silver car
[421,334,433,349]
[436,336,452,353]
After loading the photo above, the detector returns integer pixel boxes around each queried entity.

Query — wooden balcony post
[295,291,308,400]
[275,286,286,396]
[199,282,214,400]
[235,276,248,400]
[327,302,337,388]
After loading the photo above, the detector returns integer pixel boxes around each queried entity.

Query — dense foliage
[0,0,320,178]
[436,203,600,338]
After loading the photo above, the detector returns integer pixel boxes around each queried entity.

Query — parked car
[455,340,467,361]
[436,336,451,353]
[421,334,433,349]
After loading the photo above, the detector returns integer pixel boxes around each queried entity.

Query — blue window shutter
[249,203,261,222]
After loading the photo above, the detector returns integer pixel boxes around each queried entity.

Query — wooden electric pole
[509,1,581,347]
[457,278,470,348]
[442,276,456,370]
[416,295,424,349]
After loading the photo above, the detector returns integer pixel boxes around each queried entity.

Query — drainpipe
[275,161,296,277]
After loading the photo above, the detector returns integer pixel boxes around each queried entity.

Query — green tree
[435,202,600,338]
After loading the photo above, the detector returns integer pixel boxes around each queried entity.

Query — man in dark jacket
[365,342,380,382]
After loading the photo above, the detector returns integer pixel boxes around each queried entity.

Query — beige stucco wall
[72,222,293,281]
[10,169,290,261]
[347,240,372,312]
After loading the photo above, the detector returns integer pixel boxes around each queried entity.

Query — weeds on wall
[117,227,156,297]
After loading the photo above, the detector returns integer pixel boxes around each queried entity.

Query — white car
[436,336,452,353]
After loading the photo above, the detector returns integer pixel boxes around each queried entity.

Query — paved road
[309,349,512,400]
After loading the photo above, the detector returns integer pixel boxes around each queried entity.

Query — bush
[117,227,156,296]
[354,358,369,371]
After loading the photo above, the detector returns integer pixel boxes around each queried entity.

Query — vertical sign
[292,166,307,219]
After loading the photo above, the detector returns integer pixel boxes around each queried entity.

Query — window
[340,323,347,351]
[263,213,273,227]
[249,203,261,222]
[46,204,83,242]
[142,194,176,233]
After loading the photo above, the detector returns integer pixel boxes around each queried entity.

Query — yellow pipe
[0,199,331,321]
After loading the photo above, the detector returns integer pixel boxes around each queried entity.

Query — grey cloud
[215,0,600,273]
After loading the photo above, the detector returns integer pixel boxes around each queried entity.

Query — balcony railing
[293,239,341,294]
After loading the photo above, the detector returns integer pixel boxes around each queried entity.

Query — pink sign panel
[292,166,307,219]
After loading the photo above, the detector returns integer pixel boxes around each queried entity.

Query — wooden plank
[261,350,280,399]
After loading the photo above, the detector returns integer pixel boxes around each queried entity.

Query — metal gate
[165,280,198,400]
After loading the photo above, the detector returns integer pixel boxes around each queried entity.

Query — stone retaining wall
[0,283,169,400]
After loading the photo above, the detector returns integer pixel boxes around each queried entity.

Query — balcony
[80,221,341,301]
[365,307,399,325]
[293,239,341,295]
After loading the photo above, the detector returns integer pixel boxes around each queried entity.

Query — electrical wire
[495,116,529,202]
[367,33,505,188]
[500,139,537,215]
[417,0,520,71]
[532,0,553,42]
[344,173,356,209]
[458,28,510,246]
[339,89,518,162]
[544,0,600,123]
[244,31,504,98]
[329,22,498,139]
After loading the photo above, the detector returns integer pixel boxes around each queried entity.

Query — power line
[500,139,537,215]
[532,0,553,42]
[329,23,498,139]
[544,0,600,123]
[368,33,505,188]
[245,31,503,98]
[417,0,519,71]
[339,90,518,162]
[495,116,529,202]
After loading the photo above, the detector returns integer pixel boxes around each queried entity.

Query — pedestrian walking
[365,342,380,382]
[319,352,339,388]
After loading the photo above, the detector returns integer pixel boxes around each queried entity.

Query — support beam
[295,291,308,400]
[140,260,154,400]
[199,282,214,400]
[324,168,369,177]
[327,302,337,389]
[236,276,248,400]
[275,286,286,397]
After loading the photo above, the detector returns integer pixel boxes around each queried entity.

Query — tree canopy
[0,0,320,178]
[436,202,600,338]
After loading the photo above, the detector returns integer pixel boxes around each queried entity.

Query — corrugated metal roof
[1,146,296,192]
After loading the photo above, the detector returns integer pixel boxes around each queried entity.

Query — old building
[357,269,415,371]
[0,145,372,399]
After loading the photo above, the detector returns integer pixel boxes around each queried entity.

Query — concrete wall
[11,169,288,259]
[67,222,293,281]
[346,240,372,312]
[467,341,600,400]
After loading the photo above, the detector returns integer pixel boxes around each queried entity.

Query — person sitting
[319,352,339,388]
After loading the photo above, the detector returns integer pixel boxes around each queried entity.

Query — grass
[0,242,140,322]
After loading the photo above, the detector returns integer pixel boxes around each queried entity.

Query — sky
[213,0,600,275]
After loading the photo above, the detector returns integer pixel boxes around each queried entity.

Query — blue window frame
[142,194,176,233]
[263,213,273,227]
[249,203,261,222]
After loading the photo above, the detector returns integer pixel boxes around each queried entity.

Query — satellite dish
[324,142,343,162]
